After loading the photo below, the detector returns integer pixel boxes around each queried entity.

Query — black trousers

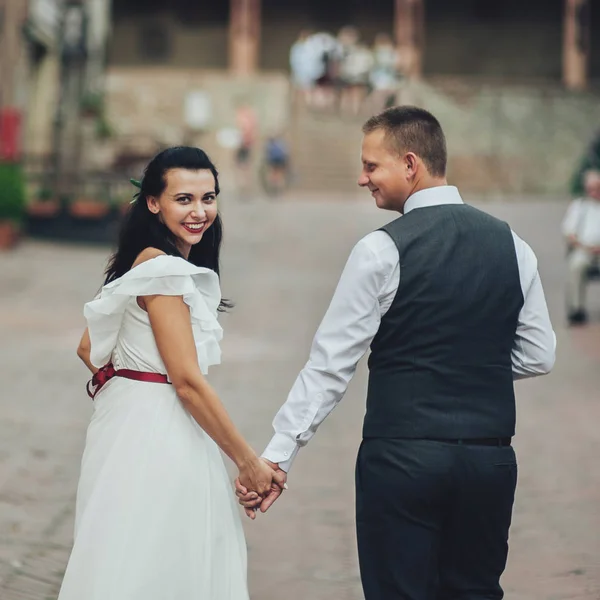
[356,439,517,600]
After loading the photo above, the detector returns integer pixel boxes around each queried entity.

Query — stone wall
[409,79,600,194]
[95,68,290,193]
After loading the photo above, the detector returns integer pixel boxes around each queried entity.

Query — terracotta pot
[0,221,20,250]
[26,199,61,218]
[69,199,111,219]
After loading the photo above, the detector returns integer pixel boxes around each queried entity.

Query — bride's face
[147,168,218,258]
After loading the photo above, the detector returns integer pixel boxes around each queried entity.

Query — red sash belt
[87,362,171,400]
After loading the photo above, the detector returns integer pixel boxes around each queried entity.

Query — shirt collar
[403,185,464,214]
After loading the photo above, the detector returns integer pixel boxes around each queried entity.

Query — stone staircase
[288,78,600,195]
[289,105,365,193]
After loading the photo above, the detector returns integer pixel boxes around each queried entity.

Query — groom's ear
[404,152,419,177]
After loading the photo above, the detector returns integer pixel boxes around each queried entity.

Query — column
[394,0,425,79]
[563,0,590,90]
[0,0,24,107]
[229,0,261,75]
[52,1,87,195]
[85,0,112,93]
[0,0,27,160]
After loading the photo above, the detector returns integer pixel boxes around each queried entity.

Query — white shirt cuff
[261,433,300,473]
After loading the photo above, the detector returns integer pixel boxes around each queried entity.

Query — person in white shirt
[562,169,600,325]
[237,106,556,600]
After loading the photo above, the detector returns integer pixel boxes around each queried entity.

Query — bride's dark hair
[104,146,231,310]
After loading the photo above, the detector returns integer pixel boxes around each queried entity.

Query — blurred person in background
[562,169,600,325]
[304,30,340,109]
[59,147,284,600]
[334,26,361,112]
[234,101,258,197]
[237,106,555,600]
[338,38,374,115]
[289,29,319,105]
[570,129,600,197]
[368,33,402,110]
[261,132,291,196]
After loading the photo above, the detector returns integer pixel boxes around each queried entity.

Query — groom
[237,106,556,599]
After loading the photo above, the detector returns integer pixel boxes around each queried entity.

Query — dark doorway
[110,0,229,68]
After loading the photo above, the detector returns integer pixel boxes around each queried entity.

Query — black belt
[428,437,512,447]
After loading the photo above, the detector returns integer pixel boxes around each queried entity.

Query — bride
[58,146,285,599]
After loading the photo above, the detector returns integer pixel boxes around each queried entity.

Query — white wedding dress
[58,255,249,600]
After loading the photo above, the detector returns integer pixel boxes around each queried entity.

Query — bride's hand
[238,456,286,497]
[236,459,288,519]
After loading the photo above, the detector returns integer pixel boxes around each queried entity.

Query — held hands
[238,456,286,498]
[235,459,287,520]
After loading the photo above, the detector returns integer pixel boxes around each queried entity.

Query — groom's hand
[235,459,287,519]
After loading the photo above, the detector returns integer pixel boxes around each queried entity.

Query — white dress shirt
[561,197,600,247]
[263,186,557,472]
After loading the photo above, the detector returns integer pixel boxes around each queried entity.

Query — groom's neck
[397,175,448,213]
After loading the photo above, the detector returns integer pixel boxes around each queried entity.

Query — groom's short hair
[363,106,447,177]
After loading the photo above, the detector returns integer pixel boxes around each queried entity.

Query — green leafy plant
[37,186,55,201]
[80,91,104,117]
[95,114,114,140]
[80,91,115,140]
[0,163,26,223]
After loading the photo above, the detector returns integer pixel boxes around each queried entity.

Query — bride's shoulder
[126,250,211,280]
[104,250,218,296]
[132,247,167,268]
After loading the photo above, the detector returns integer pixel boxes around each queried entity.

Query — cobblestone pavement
[0,196,599,600]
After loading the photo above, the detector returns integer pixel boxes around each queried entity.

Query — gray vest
[364,204,524,440]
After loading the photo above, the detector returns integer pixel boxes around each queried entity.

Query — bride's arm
[77,328,98,375]
[144,292,283,497]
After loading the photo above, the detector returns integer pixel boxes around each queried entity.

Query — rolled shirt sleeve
[262,235,393,471]
[511,232,556,379]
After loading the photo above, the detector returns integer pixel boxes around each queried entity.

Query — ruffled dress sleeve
[83,255,223,372]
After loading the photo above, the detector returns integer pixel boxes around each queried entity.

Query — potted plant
[26,185,61,218]
[69,194,112,219]
[0,162,26,250]
[69,180,112,219]
[66,186,120,244]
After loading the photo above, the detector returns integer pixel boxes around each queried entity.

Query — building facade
[108,0,598,85]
